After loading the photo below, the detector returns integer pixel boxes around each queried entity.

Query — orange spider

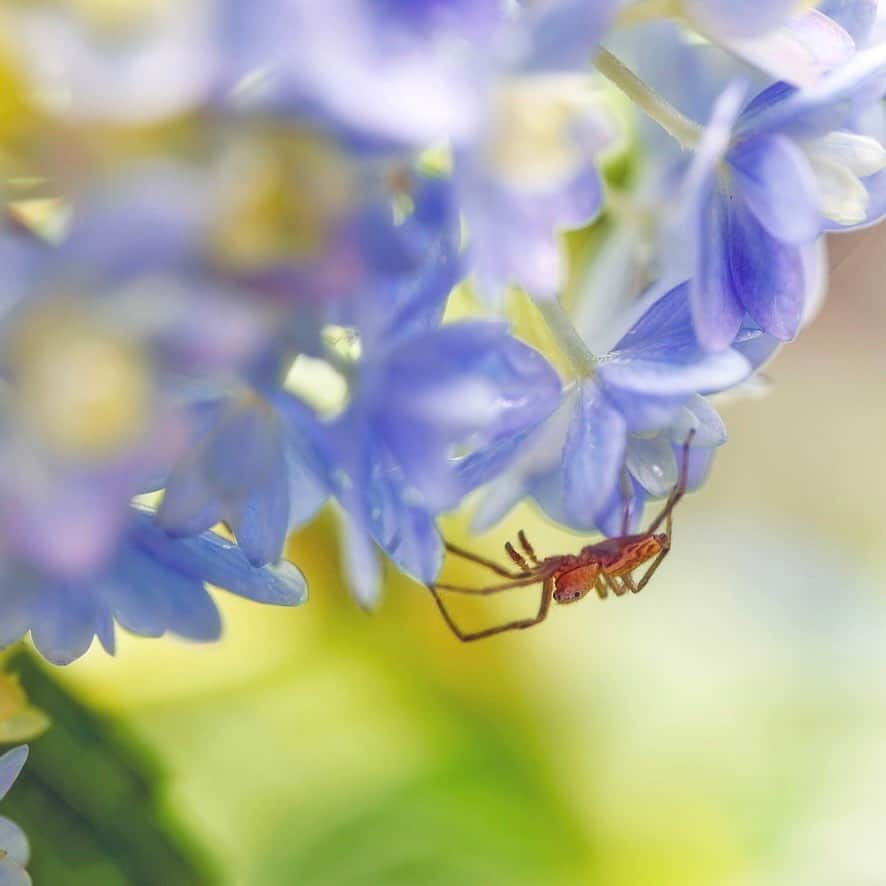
[428,431,695,641]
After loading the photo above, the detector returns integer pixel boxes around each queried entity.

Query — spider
[427,431,695,642]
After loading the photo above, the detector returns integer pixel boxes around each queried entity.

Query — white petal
[805,131,886,178]
[724,10,854,88]
[806,153,870,225]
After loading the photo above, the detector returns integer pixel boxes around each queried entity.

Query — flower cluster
[0,0,882,664]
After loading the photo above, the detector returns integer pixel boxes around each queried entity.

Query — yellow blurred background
[51,228,886,886]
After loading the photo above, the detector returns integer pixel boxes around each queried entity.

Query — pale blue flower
[0,507,307,666]
[0,746,29,886]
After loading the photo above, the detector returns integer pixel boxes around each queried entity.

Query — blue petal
[155,462,222,538]
[596,388,686,433]
[561,384,626,526]
[111,547,222,641]
[367,463,443,585]
[131,514,308,606]
[29,588,99,666]
[690,189,746,351]
[728,199,806,340]
[594,472,647,537]
[604,282,751,394]
[729,134,820,243]
[233,436,291,566]
[516,0,616,73]
[271,393,331,528]
[0,748,27,802]
[0,581,34,651]
[738,43,886,139]
[669,396,727,448]
[339,511,382,611]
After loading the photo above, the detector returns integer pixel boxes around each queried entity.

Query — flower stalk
[594,47,703,150]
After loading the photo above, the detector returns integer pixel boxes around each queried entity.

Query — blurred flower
[671,0,854,87]
[2,0,215,123]
[157,387,328,568]
[217,0,502,146]
[0,506,307,666]
[327,319,562,607]
[684,46,886,349]
[465,282,749,534]
[0,745,29,886]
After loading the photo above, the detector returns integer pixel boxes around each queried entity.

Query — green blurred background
[7,228,886,885]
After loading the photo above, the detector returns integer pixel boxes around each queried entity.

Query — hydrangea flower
[685,45,886,350]
[0,745,29,886]
[463,282,750,535]
[325,320,562,608]
[0,506,307,666]
[217,0,502,146]
[156,386,328,568]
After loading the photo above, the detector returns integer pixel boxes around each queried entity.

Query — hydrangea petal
[29,588,99,666]
[669,396,727,448]
[131,514,308,606]
[625,435,678,497]
[723,10,854,89]
[729,134,820,243]
[562,384,626,526]
[516,0,616,72]
[727,199,806,340]
[739,42,886,139]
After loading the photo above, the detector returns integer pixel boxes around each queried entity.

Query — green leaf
[1,651,218,886]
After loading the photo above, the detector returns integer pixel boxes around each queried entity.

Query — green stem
[594,47,703,150]
[537,299,597,379]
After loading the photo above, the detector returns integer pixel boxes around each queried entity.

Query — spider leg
[505,542,531,573]
[428,578,554,642]
[432,573,545,596]
[645,429,695,535]
[444,541,526,580]
[517,530,541,566]
[632,545,670,593]
[594,575,609,600]
[603,573,629,597]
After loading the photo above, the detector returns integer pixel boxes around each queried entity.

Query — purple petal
[29,589,99,666]
[561,384,626,526]
[232,440,291,567]
[339,512,382,611]
[739,42,886,139]
[728,200,807,340]
[132,513,308,606]
[729,134,821,243]
[690,189,747,352]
